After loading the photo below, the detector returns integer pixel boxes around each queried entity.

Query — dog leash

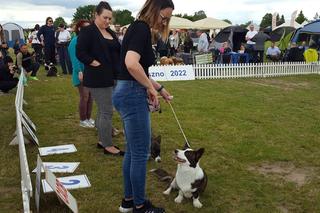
[167,101,191,148]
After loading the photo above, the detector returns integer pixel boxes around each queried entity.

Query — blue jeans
[112,80,150,206]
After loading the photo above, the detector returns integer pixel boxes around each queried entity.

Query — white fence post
[192,61,319,80]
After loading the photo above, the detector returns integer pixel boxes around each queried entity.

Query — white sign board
[149,65,195,81]
[45,170,78,213]
[39,144,77,156]
[42,174,91,193]
[21,116,39,146]
[33,162,80,173]
[20,109,36,132]
[35,155,42,213]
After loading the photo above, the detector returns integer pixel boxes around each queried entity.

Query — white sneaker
[79,120,94,128]
[87,118,95,126]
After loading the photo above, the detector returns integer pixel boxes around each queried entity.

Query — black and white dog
[163,148,207,208]
[150,135,161,163]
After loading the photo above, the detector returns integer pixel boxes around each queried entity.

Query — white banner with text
[149,65,195,81]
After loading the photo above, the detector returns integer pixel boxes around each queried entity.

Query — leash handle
[168,101,191,148]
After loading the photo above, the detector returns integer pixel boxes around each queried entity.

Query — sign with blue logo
[42,174,91,193]
[39,144,77,156]
[149,65,195,81]
[33,162,80,173]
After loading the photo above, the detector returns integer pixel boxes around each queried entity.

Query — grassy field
[1,67,320,213]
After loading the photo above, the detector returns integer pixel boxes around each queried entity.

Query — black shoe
[119,198,134,213]
[97,143,104,149]
[104,148,125,156]
[133,200,165,213]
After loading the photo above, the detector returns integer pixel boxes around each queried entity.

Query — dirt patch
[249,79,310,91]
[248,162,314,187]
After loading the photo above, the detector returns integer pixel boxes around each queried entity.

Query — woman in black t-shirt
[113,0,174,212]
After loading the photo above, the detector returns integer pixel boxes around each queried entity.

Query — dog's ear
[195,148,205,161]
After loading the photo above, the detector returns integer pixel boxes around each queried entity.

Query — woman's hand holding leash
[147,87,159,109]
[159,88,173,102]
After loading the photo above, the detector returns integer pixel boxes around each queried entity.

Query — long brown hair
[137,0,174,43]
[0,24,4,42]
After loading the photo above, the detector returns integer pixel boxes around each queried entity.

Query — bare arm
[125,51,158,105]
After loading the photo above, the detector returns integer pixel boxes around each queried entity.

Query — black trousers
[32,43,43,63]
[25,63,40,77]
[256,50,264,63]
[44,45,56,65]
[0,78,18,93]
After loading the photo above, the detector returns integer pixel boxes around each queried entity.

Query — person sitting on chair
[304,42,319,63]
[0,56,19,93]
[266,41,281,62]
[287,42,304,62]
[16,44,40,80]
[219,41,232,64]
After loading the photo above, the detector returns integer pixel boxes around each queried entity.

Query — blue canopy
[291,20,320,42]
[300,20,320,34]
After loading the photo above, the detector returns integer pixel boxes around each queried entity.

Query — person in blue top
[37,17,56,68]
[68,20,94,128]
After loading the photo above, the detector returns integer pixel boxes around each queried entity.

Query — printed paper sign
[45,170,78,213]
[33,162,80,173]
[42,174,91,193]
[39,144,77,156]
[21,116,39,146]
[20,109,36,132]
[149,65,195,81]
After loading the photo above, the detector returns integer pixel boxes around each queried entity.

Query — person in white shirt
[28,24,43,63]
[56,23,72,74]
[266,41,281,61]
[245,24,258,62]
[169,29,179,56]
[197,30,209,53]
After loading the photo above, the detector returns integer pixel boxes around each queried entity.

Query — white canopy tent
[274,20,302,30]
[193,17,231,30]
[169,16,195,29]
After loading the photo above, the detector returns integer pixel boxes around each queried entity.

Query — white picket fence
[13,70,32,213]
[193,62,320,79]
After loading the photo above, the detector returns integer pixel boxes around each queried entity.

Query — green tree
[295,10,308,24]
[192,10,207,21]
[113,9,134,26]
[182,14,194,21]
[73,5,96,23]
[278,15,285,25]
[223,19,232,25]
[54,17,67,28]
[260,13,272,29]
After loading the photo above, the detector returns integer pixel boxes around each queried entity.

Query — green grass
[1,68,320,213]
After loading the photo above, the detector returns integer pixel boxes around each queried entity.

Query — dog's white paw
[193,199,203,208]
[163,188,171,195]
[174,195,183,203]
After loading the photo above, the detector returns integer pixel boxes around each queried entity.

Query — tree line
[52,5,314,29]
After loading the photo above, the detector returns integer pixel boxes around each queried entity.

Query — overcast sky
[0,0,319,28]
